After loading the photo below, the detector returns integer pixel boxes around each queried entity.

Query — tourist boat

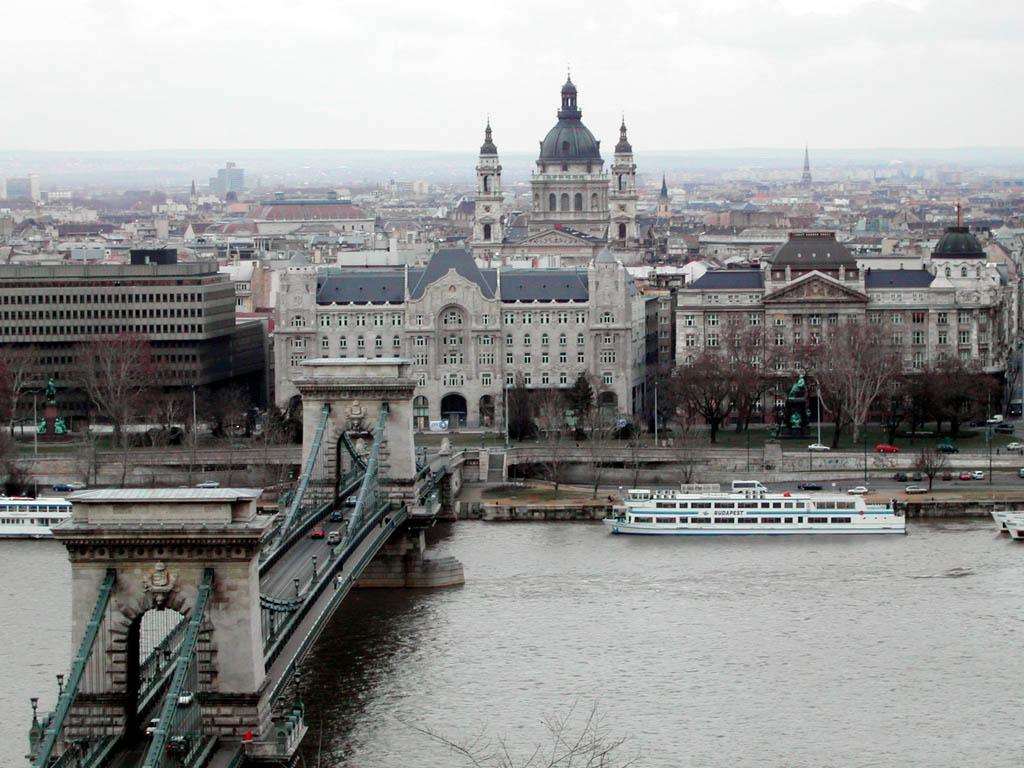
[990,510,1017,535]
[1004,514,1024,540]
[0,496,72,538]
[604,480,906,536]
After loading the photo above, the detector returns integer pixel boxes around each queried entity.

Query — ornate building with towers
[471,76,643,267]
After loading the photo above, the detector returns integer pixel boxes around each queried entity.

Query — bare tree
[535,388,569,493]
[914,444,950,491]
[721,319,777,433]
[580,382,617,499]
[406,702,635,768]
[0,346,38,434]
[671,353,733,443]
[76,333,159,487]
[802,322,901,445]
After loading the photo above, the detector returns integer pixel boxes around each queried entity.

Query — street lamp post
[311,555,318,581]
[504,383,510,450]
[863,430,868,483]
[293,578,300,599]
[988,425,993,484]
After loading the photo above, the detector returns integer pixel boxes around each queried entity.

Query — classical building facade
[273,246,648,428]
[471,77,642,268]
[676,229,1017,413]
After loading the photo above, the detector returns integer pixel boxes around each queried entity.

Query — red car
[958,472,972,481]
[875,444,899,453]
[310,526,325,539]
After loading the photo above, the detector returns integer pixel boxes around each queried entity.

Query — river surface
[3,520,1023,767]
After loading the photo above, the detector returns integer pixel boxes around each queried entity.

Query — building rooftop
[688,270,764,290]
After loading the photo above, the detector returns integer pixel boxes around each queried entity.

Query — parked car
[959,472,972,481]
[310,526,325,539]
[971,470,985,480]
[195,481,220,489]
[807,443,830,452]
[52,483,76,492]
[1006,442,1024,452]
[1018,468,1024,478]
[905,485,928,494]
[941,472,953,481]
[937,444,959,454]
[798,482,822,490]
[995,424,1015,434]
[987,415,1005,424]
[893,472,908,482]
[910,471,923,481]
[875,444,899,453]
[847,486,869,495]
[969,419,987,427]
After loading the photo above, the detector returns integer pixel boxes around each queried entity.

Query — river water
[4,521,1022,767]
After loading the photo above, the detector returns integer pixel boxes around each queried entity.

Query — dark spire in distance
[615,116,632,153]
[659,174,669,199]
[801,145,812,185]
[480,120,497,155]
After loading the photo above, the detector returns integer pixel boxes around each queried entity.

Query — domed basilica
[472,76,641,267]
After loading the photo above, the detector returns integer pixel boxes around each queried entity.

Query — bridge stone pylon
[51,489,272,742]
[293,358,418,507]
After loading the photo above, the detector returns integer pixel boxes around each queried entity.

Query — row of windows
[2,324,203,337]
[2,307,203,321]
[684,310,981,328]
[631,516,854,524]
[317,313,404,328]
[0,291,206,305]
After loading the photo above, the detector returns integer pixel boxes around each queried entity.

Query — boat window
[633,516,653,523]
[761,517,781,523]
[738,517,759,523]
[655,502,676,509]
[784,517,793,523]
[772,502,782,509]
[691,517,711,523]
[808,516,828,523]
[655,516,676,523]
[713,518,735,524]
[830,517,852,524]
[714,503,735,509]
[817,501,835,510]
[738,502,758,509]
[760,503,771,508]
[798,516,804,523]
[691,502,711,509]
[836,502,856,510]
[677,517,689,524]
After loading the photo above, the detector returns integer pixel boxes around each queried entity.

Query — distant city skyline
[6,0,1023,153]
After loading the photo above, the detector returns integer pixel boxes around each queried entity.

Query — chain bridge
[26,359,467,768]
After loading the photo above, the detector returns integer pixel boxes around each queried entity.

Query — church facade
[471,77,642,268]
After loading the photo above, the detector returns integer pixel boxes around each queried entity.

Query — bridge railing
[141,568,215,768]
[30,569,116,768]
[273,404,331,549]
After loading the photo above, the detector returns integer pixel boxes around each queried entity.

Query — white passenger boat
[604,481,906,536]
[990,510,1016,534]
[1004,514,1024,540]
[0,497,72,538]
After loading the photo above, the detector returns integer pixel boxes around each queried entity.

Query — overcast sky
[6,0,1021,152]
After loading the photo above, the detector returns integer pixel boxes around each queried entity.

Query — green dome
[933,226,984,259]
[538,76,602,163]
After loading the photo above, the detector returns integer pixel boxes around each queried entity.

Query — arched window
[574,193,583,211]
[533,193,539,210]
[483,223,491,241]
[560,193,569,212]
[618,223,626,240]
[541,333,549,345]
[413,396,429,430]
[976,266,982,277]
[591,193,599,211]
[483,175,490,192]
[961,266,968,277]
[618,174,625,191]
[549,193,556,211]
[562,140,570,153]
[945,266,951,277]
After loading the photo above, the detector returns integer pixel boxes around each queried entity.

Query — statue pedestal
[778,397,810,440]
[39,402,72,443]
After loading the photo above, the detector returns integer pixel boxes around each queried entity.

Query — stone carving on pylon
[345,400,366,432]
[142,561,179,608]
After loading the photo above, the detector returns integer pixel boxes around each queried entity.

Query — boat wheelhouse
[0,497,72,538]
[604,481,905,536]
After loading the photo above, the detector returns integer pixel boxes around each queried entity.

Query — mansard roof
[500,269,589,302]
[688,270,764,290]
[409,247,496,299]
[771,231,856,268]
[864,269,935,289]
[318,271,405,304]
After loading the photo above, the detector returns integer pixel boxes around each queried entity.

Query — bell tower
[657,175,672,219]
[609,117,638,244]
[472,121,503,257]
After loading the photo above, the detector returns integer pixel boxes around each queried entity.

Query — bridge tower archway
[52,489,271,743]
